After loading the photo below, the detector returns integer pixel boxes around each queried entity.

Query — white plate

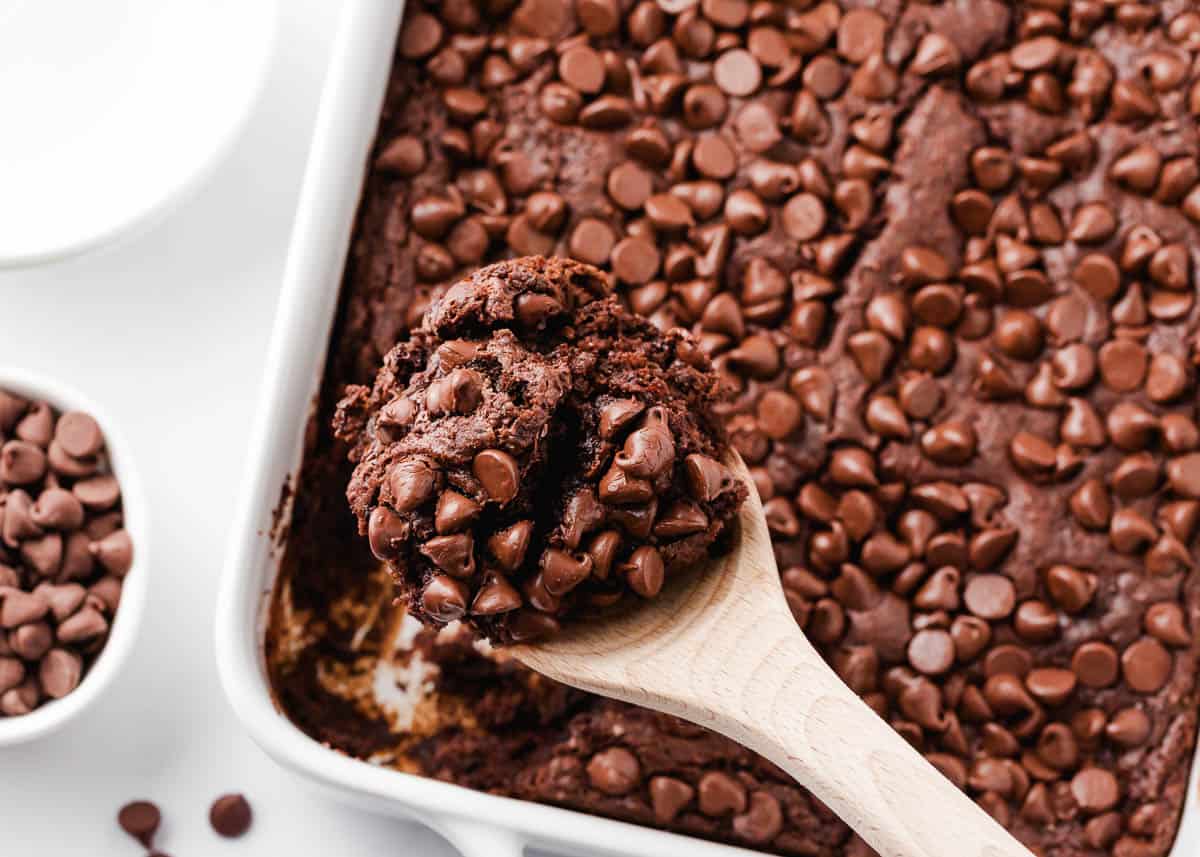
[0,0,277,267]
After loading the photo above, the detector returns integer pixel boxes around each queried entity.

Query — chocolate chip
[12,404,50,449]
[540,82,583,123]
[586,747,641,795]
[1121,637,1172,693]
[0,654,23,693]
[472,449,520,505]
[907,628,954,676]
[488,521,533,572]
[1071,768,1120,814]
[419,533,477,579]
[621,546,664,598]
[733,791,783,844]
[568,218,616,265]
[1026,668,1076,707]
[1144,602,1190,647]
[1097,339,1148,392]
[993,310,1043,360]
[616,420,676,480]
[385,458,436,513]
[210,793,253,838]
[963,574,1016,620]
[697,771,747,817]
[606,162,652,211]
[611,236,661,284]
[57,606,108,644]
[713,49,761,97]
[1,588,49,628]
[1166,453,1200,498]
[471,575,522,615]
[1106,708,1151,748]
[780,192,826,242]
[0,440,46,486]
[71,474,121,511]
[837,8,886,63]
[0,677,38,715]
[540,549,594,597]
[684,454,735,502]
[600,463,654,504]
[90,529,133,576]
[1073,641,1119,688]
[422,575,469,622]
[434,491,481,535]
[366,507,407,560]
[376,136,426,175]
[118,800,161,847]
[650,776,695,824]
[577,0,618,36]
[558,45,605,94]
[579,95,635,129]
[426,369,484,416]
[921,420,976,466]
[1045,565,1097,613]
[1009,431,1056,476]
[39,647,81,698]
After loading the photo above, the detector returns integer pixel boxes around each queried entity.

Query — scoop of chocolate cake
[335,257,747,643]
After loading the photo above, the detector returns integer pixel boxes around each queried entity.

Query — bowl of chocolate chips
[0,369,146,744]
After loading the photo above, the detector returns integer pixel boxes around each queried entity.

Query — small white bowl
[0,0,278,267]
[0,368,149,744]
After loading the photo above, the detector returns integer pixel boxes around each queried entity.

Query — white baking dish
[214,2,1200,855]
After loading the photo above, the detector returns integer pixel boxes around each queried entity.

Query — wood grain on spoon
[512,452,1034,857]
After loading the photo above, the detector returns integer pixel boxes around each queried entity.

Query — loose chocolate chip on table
[118,800,161,847]
[209,793,253,838]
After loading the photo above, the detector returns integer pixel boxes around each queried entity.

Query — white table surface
[0,4,468,855]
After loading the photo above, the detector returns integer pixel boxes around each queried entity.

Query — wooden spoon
[512,452,1033,857]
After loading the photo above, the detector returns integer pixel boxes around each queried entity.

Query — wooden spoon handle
[699,613,1032,857]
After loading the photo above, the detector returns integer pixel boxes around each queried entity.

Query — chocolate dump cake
[267,2,1200,854]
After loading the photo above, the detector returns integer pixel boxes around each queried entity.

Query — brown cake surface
[335,256,745,642]
[267,2,1200,855]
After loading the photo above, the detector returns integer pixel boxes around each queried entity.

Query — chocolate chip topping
[0,392,130,718]
[272,2,1200,854]
[338,258,744,642]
